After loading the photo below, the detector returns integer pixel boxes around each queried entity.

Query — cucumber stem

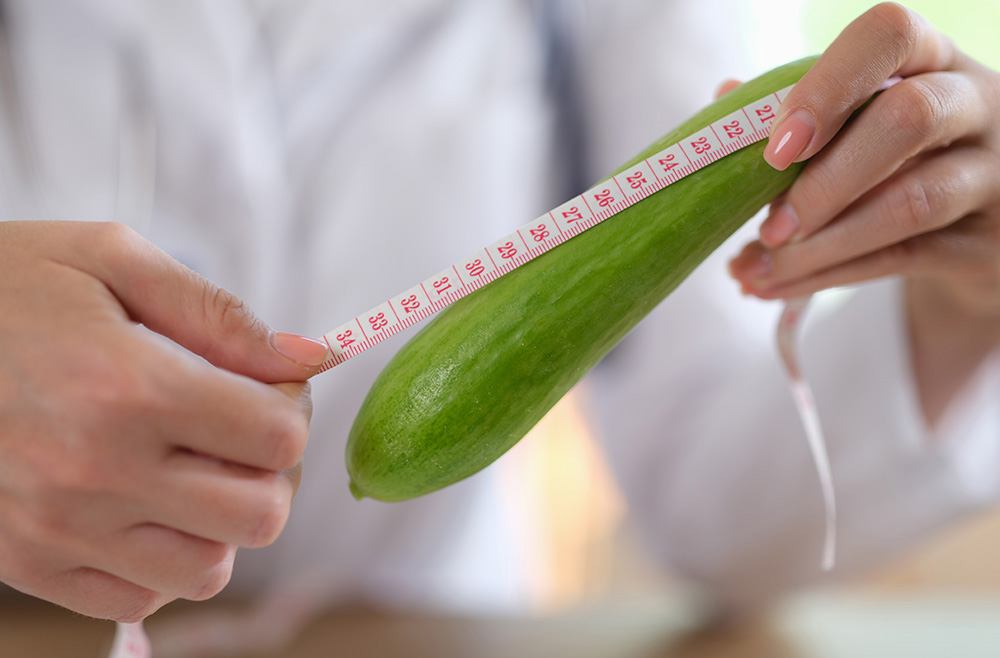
[348,480,366,501]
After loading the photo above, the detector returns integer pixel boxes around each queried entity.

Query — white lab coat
[0,0,997,615]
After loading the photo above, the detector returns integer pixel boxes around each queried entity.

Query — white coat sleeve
[591,250,1000,611]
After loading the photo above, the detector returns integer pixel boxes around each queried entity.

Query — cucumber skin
[347,57,816,502]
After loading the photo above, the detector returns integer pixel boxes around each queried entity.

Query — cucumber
[346,57,815,502]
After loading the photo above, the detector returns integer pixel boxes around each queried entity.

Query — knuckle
[95,221,139,248]
[61,342,163,422]
[0,551,34,587]
[263,409,310,471]
[249,477,292,547]
[187,544,236,601]
[884,177,935,234]
[206,285,244,328]
[53,454,109,495]
[112,590,164,624]
[189,567,233,602]
[15,497,69,548]
[201,284,267,345]
[787,169,838,227]
[299,381,314,423]
[76,363,156,417]
[25,440,113,503]
[866,3,920,52]
[92,222,142,266]
[887,80,947,145]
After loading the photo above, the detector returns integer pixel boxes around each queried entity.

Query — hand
[0,221,330,622]
[728,2,1000,306]
[726,3,1000,423]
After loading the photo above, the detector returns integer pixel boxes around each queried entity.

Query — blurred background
[3,0,1000,656]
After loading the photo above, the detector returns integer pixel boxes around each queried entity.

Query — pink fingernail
[745,252,773,279]
[270,333,330,367]
[764,110,815,171]
[760,202,799,248]
[729,243,772,280]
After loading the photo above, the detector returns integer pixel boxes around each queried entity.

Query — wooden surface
[6,508,1000,658]
[4,590,1000,658]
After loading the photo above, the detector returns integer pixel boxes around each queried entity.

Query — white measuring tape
[316,85,796,371]
[109,77,914,656]
[109,621,150,658]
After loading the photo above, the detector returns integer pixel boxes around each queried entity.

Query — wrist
[906,276,1000,427]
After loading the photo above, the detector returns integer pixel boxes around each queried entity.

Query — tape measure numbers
[317,85,795,371]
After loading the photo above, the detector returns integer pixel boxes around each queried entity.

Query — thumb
[75,222,329,382]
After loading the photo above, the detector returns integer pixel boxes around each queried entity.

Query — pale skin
[727,3,1000,427]
[0,221,329,622]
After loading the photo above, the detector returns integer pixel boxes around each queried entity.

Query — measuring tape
[109,621,150,658]
[316,85,797,371]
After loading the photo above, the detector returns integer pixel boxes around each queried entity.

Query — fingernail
[760,202,799,248]
[715,79,742,99]
[764,110,815,171]
[728,243,772,280]
[270,332,330,367]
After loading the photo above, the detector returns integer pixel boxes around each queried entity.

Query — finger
[142,451,295,548]
[150,340,311,472]
[271,381,312,499]
[760,72,988,247]
[43,567,170,623]
[272,381,314,425]
[55,222,329,382]
[715,78,743,100]
[739,146,995,286]
[284,462,304,499]
[764,2,962,172]
[745,215,1000,300]
[82,525,236,603]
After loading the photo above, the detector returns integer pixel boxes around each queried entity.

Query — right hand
[0,221,330,622]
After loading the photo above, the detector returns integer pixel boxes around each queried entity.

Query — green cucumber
[347,57,815,502]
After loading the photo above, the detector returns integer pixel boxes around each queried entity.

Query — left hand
[727,2,1000,315]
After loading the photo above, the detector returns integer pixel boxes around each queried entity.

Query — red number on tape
[626,171,646,189]
[433,277,453,293]
[497,241,517,259]
[690,136,711,154]
[466,260,485,277]
[594,189,614,208]
[723,120,743,138]
[756,105,774,122]
[529,225,550,242]
[562,206,584,223]
[336,330,355,349]
[400,294,420,313]
[368,312,388,331]
[658,155,678,172]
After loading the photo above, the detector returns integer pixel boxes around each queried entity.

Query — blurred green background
[803,0,1000,68]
